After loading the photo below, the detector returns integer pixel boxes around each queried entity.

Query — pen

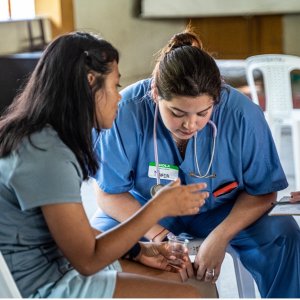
[271,201,295,206]
[213,181,238,197]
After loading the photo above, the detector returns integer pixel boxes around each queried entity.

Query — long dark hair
[0,31,119,179]
[152,29,221,103]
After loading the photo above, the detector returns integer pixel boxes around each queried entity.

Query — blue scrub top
[93,78,288,212]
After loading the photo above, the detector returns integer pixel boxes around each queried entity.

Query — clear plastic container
[167,233,189,266]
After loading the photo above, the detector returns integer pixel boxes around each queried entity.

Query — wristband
[122,243,141,260]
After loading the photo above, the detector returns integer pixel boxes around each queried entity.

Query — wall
[141,0,300,17]
[73,0,300,85]
[0,18,51,55]
[0,0,73,55]
[35,0,74,38]
[73,0,185,86]
[283,15,300,56]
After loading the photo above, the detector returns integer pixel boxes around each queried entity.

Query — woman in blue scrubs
[91,29,300,298]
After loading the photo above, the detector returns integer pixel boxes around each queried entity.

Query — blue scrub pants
[91,204,300,298]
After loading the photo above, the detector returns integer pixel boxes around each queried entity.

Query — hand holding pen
[290,191,300,203]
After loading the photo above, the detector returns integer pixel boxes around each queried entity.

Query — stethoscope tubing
[153,102,161,185]
[153,103,217,188]
[192,120,217,179]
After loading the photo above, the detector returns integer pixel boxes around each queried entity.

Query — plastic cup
[167,234,189,266]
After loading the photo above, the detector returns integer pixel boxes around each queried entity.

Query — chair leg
[227,246,256,298]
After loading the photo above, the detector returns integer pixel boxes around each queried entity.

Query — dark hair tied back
[165,31,203,54]
[152,28,221,104]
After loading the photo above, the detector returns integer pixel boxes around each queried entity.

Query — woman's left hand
[193,233,227,283]
[134,241,194,281]
[290,191,300,203]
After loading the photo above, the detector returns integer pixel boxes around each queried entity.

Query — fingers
[184,193,208,215]
[167,263,190,282]
[160,241,186,258]
[181,183,209,215]
[187,182,208,193]
[291,191,300,196]
[178,266,189,282]
[194,262,220,283]
[211,268,220,284]
[183,255,194,278]
[204,268,220,283]
[168,178,181,187]
[169,180,208,195]
[167,180,207,192]
[290,191,300,202]
[157,180,209,217]
[185,183,209,203]
[167,260,194,282]
[194,261,206,280]
[152,253,184,272]
[165,259,201,283]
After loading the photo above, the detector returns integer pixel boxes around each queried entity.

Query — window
[0,0,10,20]
[0,0,35,21]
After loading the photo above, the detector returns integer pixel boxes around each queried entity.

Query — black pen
[271,201,296,206]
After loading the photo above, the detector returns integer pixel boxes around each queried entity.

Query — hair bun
[165,31,203,54]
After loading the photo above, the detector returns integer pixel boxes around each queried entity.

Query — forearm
[94,182,168,241]
[211,191,276,243]
[95,200,165,269]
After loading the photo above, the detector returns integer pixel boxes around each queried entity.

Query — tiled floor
[81,128,299,298]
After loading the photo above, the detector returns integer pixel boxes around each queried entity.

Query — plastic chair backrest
[0,251,22,298]
[245,54,300,118]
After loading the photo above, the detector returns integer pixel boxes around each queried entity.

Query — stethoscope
[93,129,101,152]
[150,104,217,197]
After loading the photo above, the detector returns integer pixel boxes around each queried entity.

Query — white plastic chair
[188,239,256,298]
[245,54,300,190]
[293,119,300,191]
[0,251,22,298]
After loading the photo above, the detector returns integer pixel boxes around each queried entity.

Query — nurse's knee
[273,216,299,234]
[269,216,300,244]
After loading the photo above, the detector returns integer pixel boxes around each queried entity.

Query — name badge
[148,162,179,181]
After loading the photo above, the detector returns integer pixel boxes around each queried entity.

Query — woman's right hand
[151,178,208,218]
[134,241,194,282]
